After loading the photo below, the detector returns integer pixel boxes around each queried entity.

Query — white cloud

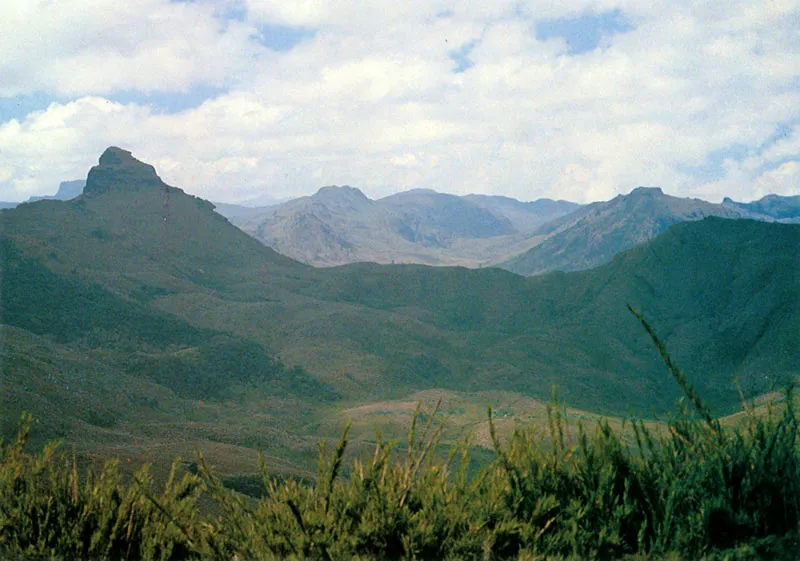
[0,0,798,204]
[0,97,153,198]
[0,0,265,96]
[697,159,800,203]
[753,161,800,197]
[390,154,420,168]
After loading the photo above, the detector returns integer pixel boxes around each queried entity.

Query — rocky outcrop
[84,147,165,195]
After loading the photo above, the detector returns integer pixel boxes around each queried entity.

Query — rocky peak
[314,185,369,200]
[312,185,372,211]
[84,147,165,195]
[629,186,664,197]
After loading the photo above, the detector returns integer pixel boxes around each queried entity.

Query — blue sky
[534,9,633,55]
[0,1,798,204]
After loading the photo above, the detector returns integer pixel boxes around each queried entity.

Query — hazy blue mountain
[28,179,85,202]
[379,189,515,241]
[722,194,800,222]
[211,202,274,220]
[0,179,85,208]
[464,194,582,232]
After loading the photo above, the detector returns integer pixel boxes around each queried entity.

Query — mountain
[211,202,278,220]
[0,179,85,209]
[27,179,85,202]
[380,189,515,241]
[221,187,580,267]
[499,187,742,276]
[722,194,800,222]
[463,194,581,232]
[229,184,798,276]
[2,148,798,476]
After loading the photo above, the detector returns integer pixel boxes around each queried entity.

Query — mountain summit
[628,186,664,197]
[84,147,165,195]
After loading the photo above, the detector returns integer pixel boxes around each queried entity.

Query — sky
[1,0,799,204]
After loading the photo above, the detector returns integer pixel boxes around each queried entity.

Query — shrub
[0,415,202,560]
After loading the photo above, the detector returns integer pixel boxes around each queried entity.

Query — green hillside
[2,148,798,476]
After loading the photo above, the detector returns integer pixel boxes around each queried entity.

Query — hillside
[223,187,579,267]
[499,187,741,275]
[2,148,798,477]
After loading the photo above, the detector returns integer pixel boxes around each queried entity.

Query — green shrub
[0,415,202,560]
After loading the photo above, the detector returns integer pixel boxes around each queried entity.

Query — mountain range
[221,187,580,267]
[218,185,800,275]
[723,193,800,221]
[2,147,798,477]
[5,174,798,277]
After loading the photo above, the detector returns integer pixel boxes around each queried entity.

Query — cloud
[390,154,420,168]
[754,161,800,197]
[0,0,798,204]
[0,0,266,96]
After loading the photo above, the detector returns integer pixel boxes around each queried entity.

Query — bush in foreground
[0,414,202,560]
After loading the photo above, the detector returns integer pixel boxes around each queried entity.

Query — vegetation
[2,315,798,560]
[0,415,202,560]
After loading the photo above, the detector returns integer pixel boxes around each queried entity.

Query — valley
[2,147,798,482]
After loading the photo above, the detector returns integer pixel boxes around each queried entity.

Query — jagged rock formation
[84,147,166,195]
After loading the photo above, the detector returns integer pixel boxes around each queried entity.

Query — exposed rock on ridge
[84,147,165,195]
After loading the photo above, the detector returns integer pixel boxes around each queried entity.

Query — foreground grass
[2,314,798,560]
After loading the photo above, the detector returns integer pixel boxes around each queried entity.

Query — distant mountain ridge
[219,184,800,274]
[0,180,85,208]
[28,179,85,202]
[722,194,800,222]
[464,194,581,232]
[221,186,580,267]
[498,187,799,276]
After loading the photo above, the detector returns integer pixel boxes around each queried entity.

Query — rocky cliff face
[84,147,165,195]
